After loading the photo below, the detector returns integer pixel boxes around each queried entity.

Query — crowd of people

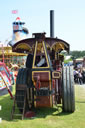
[74,68,85,85]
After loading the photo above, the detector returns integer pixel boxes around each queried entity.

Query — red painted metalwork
[0,62,13,98]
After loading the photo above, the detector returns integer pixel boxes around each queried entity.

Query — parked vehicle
[11,11,75,119]
[11,33,75,119]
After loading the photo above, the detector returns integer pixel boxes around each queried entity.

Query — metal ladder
[11,87,27,120]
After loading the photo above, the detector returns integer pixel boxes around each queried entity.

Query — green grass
[0,85,85,128]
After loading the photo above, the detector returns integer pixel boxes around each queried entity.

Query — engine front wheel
[62,66,75,112]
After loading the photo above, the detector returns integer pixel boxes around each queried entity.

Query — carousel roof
[0,46,27,56]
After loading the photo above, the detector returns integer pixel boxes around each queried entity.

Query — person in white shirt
[37,55,46,67]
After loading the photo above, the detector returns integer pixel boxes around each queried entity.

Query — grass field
[0,85,85,128]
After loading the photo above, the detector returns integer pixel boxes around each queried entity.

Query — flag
[12,10,18,14]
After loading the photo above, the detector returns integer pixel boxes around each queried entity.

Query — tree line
[69,51,85,59]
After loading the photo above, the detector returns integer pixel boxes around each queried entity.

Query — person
[9,69,15,85]
[74,69,79,83]
[78,71,83,85]
[26,53,33,68]
[36,55,46,67]
[82,69,85,84]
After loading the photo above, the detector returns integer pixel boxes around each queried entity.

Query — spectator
[26,53,33,68]
[82,69,85,84]
[78,71,83,85]
[74,69,79,83]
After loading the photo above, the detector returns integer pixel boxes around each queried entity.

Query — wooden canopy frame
[12,33,70,53]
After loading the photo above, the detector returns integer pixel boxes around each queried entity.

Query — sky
[0,0,85,51]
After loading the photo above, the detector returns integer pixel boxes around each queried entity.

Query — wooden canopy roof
[12,33,70,53]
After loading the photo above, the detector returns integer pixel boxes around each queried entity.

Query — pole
[1,44,4,63]
[50,10,54,38]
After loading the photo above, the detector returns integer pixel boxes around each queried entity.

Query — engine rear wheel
[16,68,34,112]
[16,68,28,112]
[62,66,75,112]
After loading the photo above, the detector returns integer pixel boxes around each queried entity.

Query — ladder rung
[16,95,25,96]
[16,89,26,91]
[14,108,24,110]
[11,90,26,120]
[13,114,22,116]
[15,101,24,103]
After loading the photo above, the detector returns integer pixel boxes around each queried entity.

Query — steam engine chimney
[50,10,54,38]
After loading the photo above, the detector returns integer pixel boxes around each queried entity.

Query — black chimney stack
[50,10,54,38]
